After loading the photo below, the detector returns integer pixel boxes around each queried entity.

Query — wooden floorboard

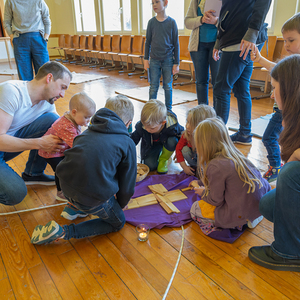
[0,61,298,299]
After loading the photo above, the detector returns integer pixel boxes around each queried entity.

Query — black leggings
[45,157,64,191]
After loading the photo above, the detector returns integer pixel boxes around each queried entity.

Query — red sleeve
[175,135,188,163]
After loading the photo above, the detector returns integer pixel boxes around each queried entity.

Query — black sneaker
[22,172,55,186]
[248,245,300,272]
[230,132,252,145]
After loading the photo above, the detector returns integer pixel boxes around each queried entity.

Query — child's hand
[250,45,262,63]
[213,49,220,61]
[183,165,195,176]
[173,65,179,75]
[144,60,149,70]
[194,186,205,196]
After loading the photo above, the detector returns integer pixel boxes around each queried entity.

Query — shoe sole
[60,211,88,220]
[24,181,56,186]
[248,250,300,272]
[247,216,263,228]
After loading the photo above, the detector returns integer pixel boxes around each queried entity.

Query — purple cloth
[208,226,247,243]
[124,173,247,243]
[124,173,198,229]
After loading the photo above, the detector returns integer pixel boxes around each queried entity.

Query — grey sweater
[202,156,271,228]
[4,0,51,38]
[144,16,179,65]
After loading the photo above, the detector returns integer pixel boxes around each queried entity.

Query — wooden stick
[181,187,193,192]
[153,193,173,214]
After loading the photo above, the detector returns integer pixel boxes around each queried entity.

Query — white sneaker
[247,216,264,229]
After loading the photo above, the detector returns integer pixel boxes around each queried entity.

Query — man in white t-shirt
[0,61,72,206]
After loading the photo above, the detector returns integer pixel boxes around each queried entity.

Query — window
[141,0,184,32]
[102,0,132,32]
[73,0,97,32]
[266,0,275,29]
[141,0,153,31]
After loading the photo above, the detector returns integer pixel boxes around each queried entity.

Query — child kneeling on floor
[190,118,271,236]
[131,99,184,174]
[176,104,216,176]
[31,95,137,244]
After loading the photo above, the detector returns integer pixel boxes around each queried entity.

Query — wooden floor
[1,61,299,300]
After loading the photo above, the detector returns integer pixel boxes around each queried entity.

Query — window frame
[72,0,100,34]
[139,0,185,35]
[99,0,132,34]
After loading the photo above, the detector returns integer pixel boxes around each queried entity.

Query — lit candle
[139,232,147,239]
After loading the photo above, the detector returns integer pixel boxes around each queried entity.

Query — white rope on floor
[162,225,185,300]
[0,199,68,216]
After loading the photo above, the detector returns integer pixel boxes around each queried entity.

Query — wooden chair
[100,35,121,69]
[96,35,112,67]
[124,35,145,76]
[82,35,95,66]
[62,34,72,62]
[64,35,80,63]
[251,36,277,95]
[49,34,65,61]
[173,35,195,86]
[108,35,132,71]
[73,35,88,64]
[88,35,102,68]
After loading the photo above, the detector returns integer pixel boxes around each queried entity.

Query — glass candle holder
[135,224,150,242]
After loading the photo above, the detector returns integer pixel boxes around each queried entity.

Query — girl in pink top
[175,104,216,176]
[39,92,96,200]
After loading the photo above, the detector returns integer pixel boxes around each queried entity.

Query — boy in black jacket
[31,95,137,244]
[131,99,184,174]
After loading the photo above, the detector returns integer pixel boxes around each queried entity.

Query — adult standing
[248,55,300,271]
[0,61,72,206]
[4,0,51,81]
[213,0,271,145]
[185,0,220,105]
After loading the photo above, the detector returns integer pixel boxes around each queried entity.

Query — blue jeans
[190,42,220,105]
[143,136,178,171]
[0,113,58,205]
[63,196,126,239]
[182,146,197,168]
[262,108,283,167]
[149,57,174,110]
[259,162,300,258]
[13,32,49,81]
[213,44,263,136]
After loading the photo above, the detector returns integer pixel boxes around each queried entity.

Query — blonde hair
[184,104,216,144]
[194,118,262,195]
[141,99,167,126]
[69,92,96,113]
[105,94,134,124]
